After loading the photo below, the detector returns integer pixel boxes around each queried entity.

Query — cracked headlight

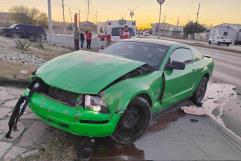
[84,95,109,113]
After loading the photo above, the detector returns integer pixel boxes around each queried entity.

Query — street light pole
[47,0,53,44]
[157,0,165,37]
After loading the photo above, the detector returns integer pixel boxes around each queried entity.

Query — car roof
[121,38,187,48]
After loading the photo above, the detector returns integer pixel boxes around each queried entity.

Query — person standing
[74,27,80,50]
[85,31,92,49]
[120,25,131,39]
[80,32,85,48]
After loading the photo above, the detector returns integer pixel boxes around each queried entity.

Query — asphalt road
[197,47,241,87]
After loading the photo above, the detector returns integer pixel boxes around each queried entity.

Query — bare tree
[9,5,48,27]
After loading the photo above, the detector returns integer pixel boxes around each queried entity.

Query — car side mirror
[166,61,185,70]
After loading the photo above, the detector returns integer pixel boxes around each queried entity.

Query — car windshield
[102,41,169,70]
[9,24,17,29]
[112,28,135,36]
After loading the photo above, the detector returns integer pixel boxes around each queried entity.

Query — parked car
[9,39,214,144]
[0,24,46,42]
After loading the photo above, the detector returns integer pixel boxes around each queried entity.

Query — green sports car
[8,39,214,144]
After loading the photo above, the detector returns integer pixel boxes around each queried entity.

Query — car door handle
[192,69,197,72]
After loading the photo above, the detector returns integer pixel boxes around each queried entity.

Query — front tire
[192,77,208,106]
[111,97,151,144]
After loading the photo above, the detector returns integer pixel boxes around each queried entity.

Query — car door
[162,48,196,107]
[15,25,28,38]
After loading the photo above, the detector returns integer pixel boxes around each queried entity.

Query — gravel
[0,48,46,67]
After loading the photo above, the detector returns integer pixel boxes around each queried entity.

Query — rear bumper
[29,92,121,137]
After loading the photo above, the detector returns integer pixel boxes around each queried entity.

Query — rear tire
[192,76,208,106]
[35,35,42,42]
[111,97,151,144]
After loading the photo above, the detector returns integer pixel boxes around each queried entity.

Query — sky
[0,0,241,28]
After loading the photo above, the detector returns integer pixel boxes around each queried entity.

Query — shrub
[15,39,32,51]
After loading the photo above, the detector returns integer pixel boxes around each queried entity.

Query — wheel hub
[122,108,140,129]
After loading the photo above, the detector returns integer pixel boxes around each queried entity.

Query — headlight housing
[84,95,109,113]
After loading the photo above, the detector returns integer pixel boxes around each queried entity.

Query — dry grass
[21,131,77,161]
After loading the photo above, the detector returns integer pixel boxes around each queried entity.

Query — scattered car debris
[181,106,208,116]
[20,70,28,75]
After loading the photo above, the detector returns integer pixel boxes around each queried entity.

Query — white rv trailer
[97,19,136,41]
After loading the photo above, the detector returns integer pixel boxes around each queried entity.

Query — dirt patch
[0,60,35,81]
[0,36,73,83]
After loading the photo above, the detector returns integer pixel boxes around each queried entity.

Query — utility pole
[79,10,80,26]
[176,16,179,37]
[157,0,165,37]
[95,10,98,33]
[47,0,53,44]
[194,2,200,39]
[95,10,98,24]
[61,0,65,32]
[163,15,166,36]
[69,8,73,30]
[87,0,90,22]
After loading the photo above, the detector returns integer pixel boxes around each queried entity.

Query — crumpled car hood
[36,51,145,94]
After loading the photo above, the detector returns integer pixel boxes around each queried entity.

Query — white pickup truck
[208,35,232,46]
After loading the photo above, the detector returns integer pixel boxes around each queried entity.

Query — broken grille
[37,79,84,107]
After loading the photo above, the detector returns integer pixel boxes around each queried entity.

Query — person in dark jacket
[80,32,85,48]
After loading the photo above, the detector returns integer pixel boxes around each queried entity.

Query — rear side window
[170,48,193,64]
[192,48,202,61]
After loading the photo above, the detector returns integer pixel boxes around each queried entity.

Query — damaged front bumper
[29,92,121,137]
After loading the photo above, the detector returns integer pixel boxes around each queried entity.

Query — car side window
[170,48,193,64]
[16,25,26,32]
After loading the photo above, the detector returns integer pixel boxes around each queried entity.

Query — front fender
[102,71,163,114]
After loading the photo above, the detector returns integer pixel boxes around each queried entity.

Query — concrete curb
[185,42,241,54]
[0,78,30,88]
[207,116,241,152]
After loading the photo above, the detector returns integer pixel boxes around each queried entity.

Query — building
[210,23,241,45]
[152,23,184,38]
[79,21,96,32]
